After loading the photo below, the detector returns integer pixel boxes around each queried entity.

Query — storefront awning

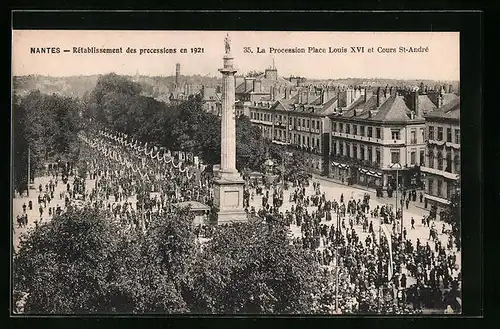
[359,168,382,177]
[331,161,349,169]
[421,166,459,180]
[424,193,451,205]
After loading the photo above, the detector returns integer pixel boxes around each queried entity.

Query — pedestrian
[400,273,407,290]
[403,227,407,240]
[28,200,32,210]
[39,204,43,217]
[411,217,415,229]
[420,192,423,203]
[22,203,26,213]
[406,198,409,210]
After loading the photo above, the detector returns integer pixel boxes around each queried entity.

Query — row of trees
[83,73,307,175]
[13,207,324,313]
[13,91,82,193]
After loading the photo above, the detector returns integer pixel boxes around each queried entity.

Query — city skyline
[13,31,460,81]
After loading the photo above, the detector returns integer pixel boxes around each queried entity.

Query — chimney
[285,87,290,100]
[175,63,180,86]
[413,90,420,117]
[270,86,276,101]
[355,86,361,100]
[364,87,373,102]
[376,87,382,107]
[253,79,262,93]
[245,78,255,92]
[449,84,453,93]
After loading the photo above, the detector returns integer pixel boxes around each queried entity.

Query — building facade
[328,86,429,189]
[421,96,460,215]
[248,85,338,174]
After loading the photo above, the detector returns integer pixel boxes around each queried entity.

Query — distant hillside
[307,78,460,92]
[12,74,223,100]
[12,74,459,100]
[13,75,100,99]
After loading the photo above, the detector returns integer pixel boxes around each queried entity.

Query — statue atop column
[224,33,231,55]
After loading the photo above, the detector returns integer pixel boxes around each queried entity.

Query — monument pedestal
[213,172,248,224]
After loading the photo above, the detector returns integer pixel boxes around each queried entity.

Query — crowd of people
[15,127,462,315]
[245,178,462,314]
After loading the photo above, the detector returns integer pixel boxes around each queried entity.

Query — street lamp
[390,162,403,246]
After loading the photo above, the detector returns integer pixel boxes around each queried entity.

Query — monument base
[216,209,248,224]
[213,172,248,225]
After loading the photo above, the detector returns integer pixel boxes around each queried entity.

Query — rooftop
[330,94,423,123]
[425,97,460,120]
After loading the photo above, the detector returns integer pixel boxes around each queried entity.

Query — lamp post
[390,163,403,247]
[335,208,340,312]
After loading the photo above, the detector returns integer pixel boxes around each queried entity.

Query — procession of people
[14,126,461,314]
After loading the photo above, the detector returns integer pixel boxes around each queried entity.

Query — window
[446,154,452,172]
[428,151,435,168]
[346,124,351,134]
[332,139,337,154]
[447,128,452,143]
[368,147,373,162]
[360,126,365,136]
[302,135,305,145]
[428,178,434,195]
[353,125,357,135]
[307,136,310,147]
[375,149,381,164]
[437,180,442,197]
[297,118,301,127]
[454,154,460,173]
[411,151,416,165]
[391,129,400,140]
[428,126,434,140]
[376,127,381,139]
[289,117,292,125]
[339,123,344,133]
[317,121,320,130]
[391,150,400,164]
[420,150,425,166]
[353,145,358,159]
[420,128,424,142]
[447,182,452,199]
[306,120,310,128]
[332,122,337,132]
[360,147,365,161]
[346,143,351,157]
[316,138,320,148]
[437,127,443,141]
[410,129,417,144]
[437,151,443,170]
[367,127,373,137]
[339,142,344,155]
[455,129,460,144]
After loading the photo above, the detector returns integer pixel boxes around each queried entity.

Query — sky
[12,30,460,81]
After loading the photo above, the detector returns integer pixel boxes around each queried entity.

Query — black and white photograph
[11,28,464,315]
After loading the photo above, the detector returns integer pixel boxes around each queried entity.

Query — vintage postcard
[12,29,462,315]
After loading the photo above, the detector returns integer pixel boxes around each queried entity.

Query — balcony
[330,154,380,169]
[331,131,384,144]
[421,165,459,180]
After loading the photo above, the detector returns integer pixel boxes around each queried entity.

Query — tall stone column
[213,34,247,224]
[219,56,237,175]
